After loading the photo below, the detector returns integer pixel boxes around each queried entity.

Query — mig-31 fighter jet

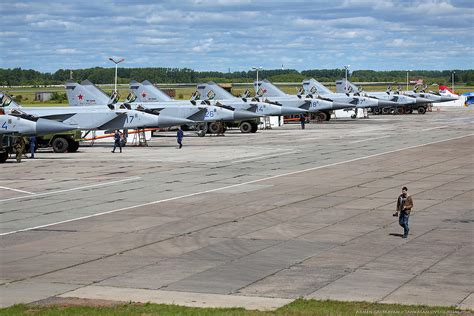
[127,80,262,135]
[193,81,306,133]
[336,79,432,114]
[301,78,398,118]
[253,79,354,121]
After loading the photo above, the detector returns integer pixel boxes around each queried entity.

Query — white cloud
[192,38,215,53]
[136,37,177,45]
[56,48,77,54]
[31,19,76,29]
[0,0,472,72]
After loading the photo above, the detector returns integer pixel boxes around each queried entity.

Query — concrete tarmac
[0,108,473,310]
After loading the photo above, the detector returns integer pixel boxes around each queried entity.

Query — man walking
[177,126,184,149]
[29,136,36,159]
[111,129,122,153]
[393,186,414,238]
[299,114,306,129]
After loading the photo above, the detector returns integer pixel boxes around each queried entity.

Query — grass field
[0,299,469,316]
[3,83,472,107]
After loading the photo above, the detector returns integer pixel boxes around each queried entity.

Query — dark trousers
[300,122,305,129]
[30,143,35,158]
[112,140,122,153]
[177,139,182,148]
[399,211,410,237]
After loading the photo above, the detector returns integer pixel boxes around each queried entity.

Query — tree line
[0,67,473,86]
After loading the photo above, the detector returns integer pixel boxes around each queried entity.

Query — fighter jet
[0,114,75,136]
[126,80,262,134]
[1,91,177,131]
[65,81,194,128]
[254,79,355,121]
[193,81,306,133]
[335,79,431,114]
[438,85,460,100]
[301,78,398,111]
[405,84,459,103]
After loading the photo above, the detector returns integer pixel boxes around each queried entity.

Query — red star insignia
[78,94,84,100]
[141,92,147,98]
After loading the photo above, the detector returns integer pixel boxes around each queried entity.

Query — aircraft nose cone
[332,102,355,110]
[440,96,459,102]
[233,110,262,121]
[35,118,76,135]
[377,99,399,107]
[279,106,307,115]
[415,97,432,104]
[157,115,194,128]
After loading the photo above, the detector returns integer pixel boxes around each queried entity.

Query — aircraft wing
[186,107,209,121]
[97,112,128,130]
[34,113,77,122]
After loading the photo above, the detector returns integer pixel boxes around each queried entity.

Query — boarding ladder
[132,129,148,147]
[81,130,96,147]
[262,116,272,129]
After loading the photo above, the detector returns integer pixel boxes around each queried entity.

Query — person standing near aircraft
[393,186,414,238]
[29,136,36,159]
[177,126,184,149]
[14,137,25,163]
[112,129,122,153]
[299,114,306,129]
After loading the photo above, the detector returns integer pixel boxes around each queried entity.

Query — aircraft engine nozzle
[332,102,356,110]
[279,106,307,115]
[157,115,195,128]
[376,100,399,107]
[233,110,263,121]
[35,118,76,135]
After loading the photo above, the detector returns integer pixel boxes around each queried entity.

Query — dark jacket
[177,129,184,141]
[114,132,121,143]
[396,194,413,214]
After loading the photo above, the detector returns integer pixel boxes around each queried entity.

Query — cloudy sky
[1,0,473,72]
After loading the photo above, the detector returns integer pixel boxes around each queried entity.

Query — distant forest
[1,67,473,86]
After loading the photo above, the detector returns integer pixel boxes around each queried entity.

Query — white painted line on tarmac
[0,176,141,203]
[0,186,35,195]
[422,125,449,131]
[232,151,300,163]
[349,135,391,144]
[59,285,292,311]
[1,134,472,236]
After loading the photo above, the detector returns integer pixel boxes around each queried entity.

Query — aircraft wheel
[406,108,413,114]
[0,151,8,163]
[351,114,357,119]
[196,123,207,137]
[382,107,391,114]
[67,140,80,153]
[395,107,403,115]
[373,107,381,115]
[315,112,327,122]
[239,121,252,133]
[52,137,69,153]
[417,107,426,114]
[208,122,222,134]
[324,111,331,121]
[250,122,258,133]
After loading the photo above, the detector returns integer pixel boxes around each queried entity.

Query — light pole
[252,66,263,95]
[344,65,350,92]
[108,57,125,93]
[452,71,455,92]
[406,70,411,91]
